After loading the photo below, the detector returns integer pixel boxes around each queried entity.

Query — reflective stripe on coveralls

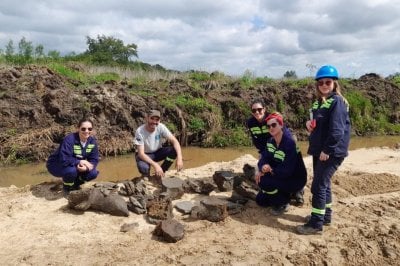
[312,98,334,110]
[250,125,268,136]
[165,156,174,162]
[261,188,278,195]
[312,207,326,215]
[63,181,74,187]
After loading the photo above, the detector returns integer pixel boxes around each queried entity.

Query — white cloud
[1,0,400,78]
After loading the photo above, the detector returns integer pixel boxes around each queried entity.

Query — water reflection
[0,136,398,187]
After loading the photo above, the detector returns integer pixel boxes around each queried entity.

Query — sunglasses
[80,127,93,132]
[252,108,264,114]
[267,122,278,129]
[317,80,333,87]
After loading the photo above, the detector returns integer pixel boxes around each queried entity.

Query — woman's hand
[77,163,87,172]
[306,120,314,132]
[319,151,330,161]
[261,164,272,174]
[77,160,93,172]
[255,171,263,184]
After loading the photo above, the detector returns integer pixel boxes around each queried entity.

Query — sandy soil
[0,147,399,265]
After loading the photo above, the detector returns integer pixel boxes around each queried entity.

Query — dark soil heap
[0,65,399,163]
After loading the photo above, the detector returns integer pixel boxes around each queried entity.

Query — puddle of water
[0,136,398,187]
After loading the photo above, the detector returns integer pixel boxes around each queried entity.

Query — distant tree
[283,70,297,79]
[85,35,138,65]
[18,37,33,63]
[306,63,317,77]
[48,50,60,59]
[5,40,14,62]
[34,44,45,58]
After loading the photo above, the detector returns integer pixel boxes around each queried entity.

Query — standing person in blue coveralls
[47,118,99,195]
[296,65,350,235]
[247,99,305,206]
[255,112,307,215]
[134,109,183,179]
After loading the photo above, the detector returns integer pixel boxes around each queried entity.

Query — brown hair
[77,118,94,128]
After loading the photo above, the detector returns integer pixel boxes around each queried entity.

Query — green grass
[188,116,206,132]
[92,72,120,83]
[48,62,88,83]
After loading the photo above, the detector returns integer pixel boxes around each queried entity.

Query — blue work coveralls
[307,92,351,229]
[47,132,99,187]
[256,131,307,207]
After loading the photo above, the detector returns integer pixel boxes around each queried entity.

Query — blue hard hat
[315,65,339,80]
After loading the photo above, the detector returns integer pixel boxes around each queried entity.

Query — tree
[5,40,14,62]
[48,50,60,59]
[283,70,297,79]
[18,37,33,64]
[85,35,138,65]
[306,63,317,77]
[34,44,45,58]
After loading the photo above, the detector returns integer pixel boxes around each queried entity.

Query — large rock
[67,187,129,217]
[191,196,228,222]
[213,170,234,192]
[146,195,173,224]
[153,219,185,243]
[161,177,184,200]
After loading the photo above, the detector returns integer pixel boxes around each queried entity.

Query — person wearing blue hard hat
[296,65,351,235]
[314,65,339,80]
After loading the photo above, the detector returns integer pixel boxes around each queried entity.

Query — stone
[234,180,258,201]
[146,196,173,224]
[161,177,184,200]
[119,179,150,197]
[120,222,139,232]
[226,201,244,215]
[175,201,196,214]
[68,187,129,217]
[243,163,256,182]
[183,178,215,195]
[127,195,147,214]
[191,196,228,222]
[153,219,185,243]
[213,170,234,192]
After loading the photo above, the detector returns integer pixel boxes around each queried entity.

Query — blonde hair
[315,80,349,109]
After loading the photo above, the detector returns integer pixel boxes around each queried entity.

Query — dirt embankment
[0,66,399,163]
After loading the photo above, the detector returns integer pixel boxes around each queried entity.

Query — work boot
[269,203,289,216]
[304,215,331,226]
[296,223,323,235]
[72,177,85,190]
[293,190,304,206]
[161,159,174,172]
[62,184,73,197]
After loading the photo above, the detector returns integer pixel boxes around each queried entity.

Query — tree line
[0,35,139,66]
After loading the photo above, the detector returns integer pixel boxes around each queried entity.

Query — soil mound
[0,65,399,163]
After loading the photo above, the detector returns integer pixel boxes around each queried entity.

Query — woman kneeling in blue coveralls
[46,118,99,194]
[255,112,307,216]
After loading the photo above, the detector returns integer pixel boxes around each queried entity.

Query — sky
[1,0,400,78]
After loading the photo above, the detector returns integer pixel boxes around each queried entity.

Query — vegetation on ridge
[0,36,399,165]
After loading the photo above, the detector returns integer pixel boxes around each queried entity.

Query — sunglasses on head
[252,107,264,114]
[80,127,93,132]
[317,80,333,87]
[267,122,278,129]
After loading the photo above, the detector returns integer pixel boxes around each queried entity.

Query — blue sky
[1,0,400,78]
